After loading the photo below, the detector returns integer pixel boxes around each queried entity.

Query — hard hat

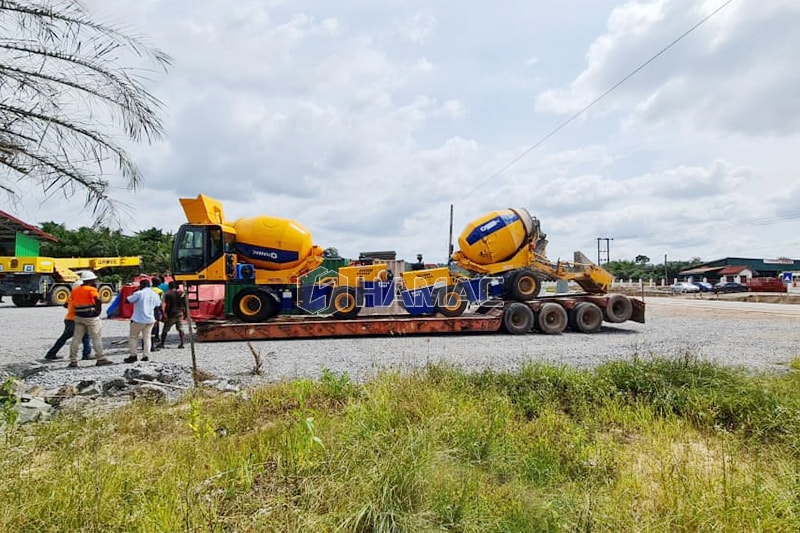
[79,271,98,281]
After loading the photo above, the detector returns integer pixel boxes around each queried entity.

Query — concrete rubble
[0,360,242,428]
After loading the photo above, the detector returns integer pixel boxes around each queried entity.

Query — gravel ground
[1,296,799,391]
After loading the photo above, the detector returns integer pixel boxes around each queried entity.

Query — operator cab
[172,224,235,276]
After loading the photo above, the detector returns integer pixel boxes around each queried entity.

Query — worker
[68,271,112,368]
[125,278,163,363]
[45,280,92,360]
[158,281,187,349]
[149,276,165,351]
[410,254,425,271]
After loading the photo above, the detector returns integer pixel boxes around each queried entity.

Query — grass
[1,354,799,531]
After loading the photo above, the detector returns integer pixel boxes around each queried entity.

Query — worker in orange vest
[68,271,113,368]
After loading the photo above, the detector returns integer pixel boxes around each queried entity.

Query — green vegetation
[38,222,174,276]
[605,257,704,281]
[2,356,799,531]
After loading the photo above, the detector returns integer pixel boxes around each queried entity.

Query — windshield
[172,224,225,274]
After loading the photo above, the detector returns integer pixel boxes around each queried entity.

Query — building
[679,257,800,284]
[0,209,58,256]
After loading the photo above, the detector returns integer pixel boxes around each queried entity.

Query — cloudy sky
[10,0,800,265]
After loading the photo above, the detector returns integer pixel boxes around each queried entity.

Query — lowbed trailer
[193,294,645,342]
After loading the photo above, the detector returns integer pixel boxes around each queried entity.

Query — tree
[634,255,650,264]
[0,0,171,220]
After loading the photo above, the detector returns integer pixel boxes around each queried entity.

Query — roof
[679,266,724,275]
[685,257,800,274]
[718,265,750,275]
[0,209,58,243]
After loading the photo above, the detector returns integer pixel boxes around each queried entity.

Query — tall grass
[1,354,799,531]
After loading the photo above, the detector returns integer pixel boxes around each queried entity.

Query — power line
[614,211,800,242]
[457,0,738,203]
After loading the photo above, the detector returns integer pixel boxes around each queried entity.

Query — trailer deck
[195,308,504,341]
[192,294,646,342]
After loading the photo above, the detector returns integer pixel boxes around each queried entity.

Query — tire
[603,294,633,323]
[569,302,603,333]
[507,269,540,301]
[232,288,279,322]
[328,286,361,320]
[536,302,568,334]
[11,294,39,307]
[502,302,534,335]
[97,284,114,304]
[435,285,468,317]
[48,285,71,306]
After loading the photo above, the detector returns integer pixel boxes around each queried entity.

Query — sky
[8,0,800,266]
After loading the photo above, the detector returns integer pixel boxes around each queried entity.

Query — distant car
[714,281,748,293]
[691,281,714,292]
[670,282,700,294]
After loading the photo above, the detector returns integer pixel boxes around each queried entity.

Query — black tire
[232,288,279,322]
[11,294,39,307]
[48,285,71,306]
[569,302,603,333]
[328,286,361,320]
[435,285,468,317]
[537,302,568,334]
[97,284,115,304]
[502,302,534,335]
[507,269,540,301]
[603,294,633,323]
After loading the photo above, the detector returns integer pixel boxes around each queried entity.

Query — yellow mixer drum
[233,215,315,270]
[457,208,535,265]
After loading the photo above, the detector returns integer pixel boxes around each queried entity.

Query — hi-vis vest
[71,285,100,318]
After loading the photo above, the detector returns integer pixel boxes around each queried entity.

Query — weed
[1,358,799,531]
[0,378,20,438]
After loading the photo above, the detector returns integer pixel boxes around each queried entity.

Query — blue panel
[460,276,503,303]
[465,212,519,245]
[236,243,299,264]
[400,287,436,315]
[363,280,395,308]
[297,284,332,313]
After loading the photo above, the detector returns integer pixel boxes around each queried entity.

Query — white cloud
[7,0,800,267]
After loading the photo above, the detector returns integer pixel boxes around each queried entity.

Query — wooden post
[183,291,199,388]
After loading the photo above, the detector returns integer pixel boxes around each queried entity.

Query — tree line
[603,256,704,281]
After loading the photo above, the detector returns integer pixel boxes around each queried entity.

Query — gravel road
[1,296,799,391]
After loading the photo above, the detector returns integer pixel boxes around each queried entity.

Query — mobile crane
[172,194,643,340]
[0,255,141,306]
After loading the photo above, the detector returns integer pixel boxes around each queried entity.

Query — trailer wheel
[435,285,468,317]
[603,294,633,323]
[48,285,71,306]
[329,286,361,319]
[503,302,534,334]
[569,302,603,333]
[97,284,114,304]
[508,269,540,301]
[233,288,279,322]
[11,294,39,307]
[537,302,568,334]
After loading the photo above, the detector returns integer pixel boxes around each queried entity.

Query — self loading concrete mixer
[172,195,394,321]
[451,207,615,298]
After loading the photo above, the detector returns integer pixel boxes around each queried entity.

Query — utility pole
[596,237,613,265]
[664,254,668,286]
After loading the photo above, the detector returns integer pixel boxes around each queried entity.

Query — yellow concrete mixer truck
[172,194,644,340]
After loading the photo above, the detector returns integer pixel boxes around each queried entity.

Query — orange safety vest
[71,285,100,318]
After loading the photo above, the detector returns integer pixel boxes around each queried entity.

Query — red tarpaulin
[109,284,226,320]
